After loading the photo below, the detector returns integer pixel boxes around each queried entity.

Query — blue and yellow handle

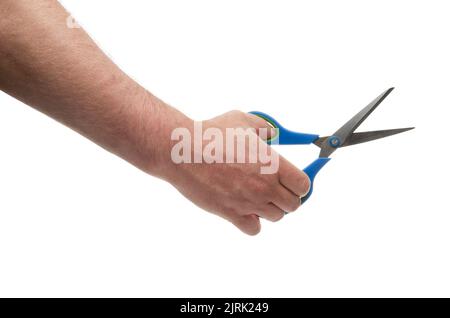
[249,111,319,145]
[249,111,330,204]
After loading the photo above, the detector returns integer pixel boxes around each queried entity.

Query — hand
[162,110,311,235]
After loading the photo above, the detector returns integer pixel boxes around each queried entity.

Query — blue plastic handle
[248,111,330,204]
[249,111,319,145]
[301,157,331,203]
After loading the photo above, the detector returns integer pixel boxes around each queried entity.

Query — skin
[0,0,310,235]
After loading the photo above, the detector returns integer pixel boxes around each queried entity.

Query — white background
[0,0,448,297]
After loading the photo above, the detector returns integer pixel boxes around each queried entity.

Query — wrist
[135,91,194,180]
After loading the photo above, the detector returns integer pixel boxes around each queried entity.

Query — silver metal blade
[314,127,415,148]
[319,87,395,157]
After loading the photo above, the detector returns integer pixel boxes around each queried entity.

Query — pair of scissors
[250,87,414,204]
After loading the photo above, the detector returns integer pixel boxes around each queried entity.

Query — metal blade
[314,127,415,148]
[319,87,395,157]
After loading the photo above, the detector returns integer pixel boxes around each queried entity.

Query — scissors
[250,87,414,204]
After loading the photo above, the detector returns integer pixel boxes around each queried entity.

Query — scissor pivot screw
[328,136,341,148]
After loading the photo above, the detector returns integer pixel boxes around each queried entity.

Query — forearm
[0,0,309,235]
[0,0,189,177]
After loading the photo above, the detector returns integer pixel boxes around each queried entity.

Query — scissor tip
[402,127,415,133]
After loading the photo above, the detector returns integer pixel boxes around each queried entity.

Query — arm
[0,0,309,235]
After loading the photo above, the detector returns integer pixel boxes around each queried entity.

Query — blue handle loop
[301,158,331,204]
[249,111,319,145]
[248,111,330,204]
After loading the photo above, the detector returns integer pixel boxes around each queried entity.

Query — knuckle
[224,206,239,218]
[225,110,244,121]
[231,109,245,117]
[249,179,272,198]
[270,213,284,222]
[260,186,272,200]
[286,197,301,212]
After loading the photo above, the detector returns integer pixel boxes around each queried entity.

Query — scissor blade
[333,87,395,143]
[319,87,395,157]
[343,127,414,146]
[314,127,414,148]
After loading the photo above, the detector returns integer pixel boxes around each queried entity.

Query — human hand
[162,110,311,235]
